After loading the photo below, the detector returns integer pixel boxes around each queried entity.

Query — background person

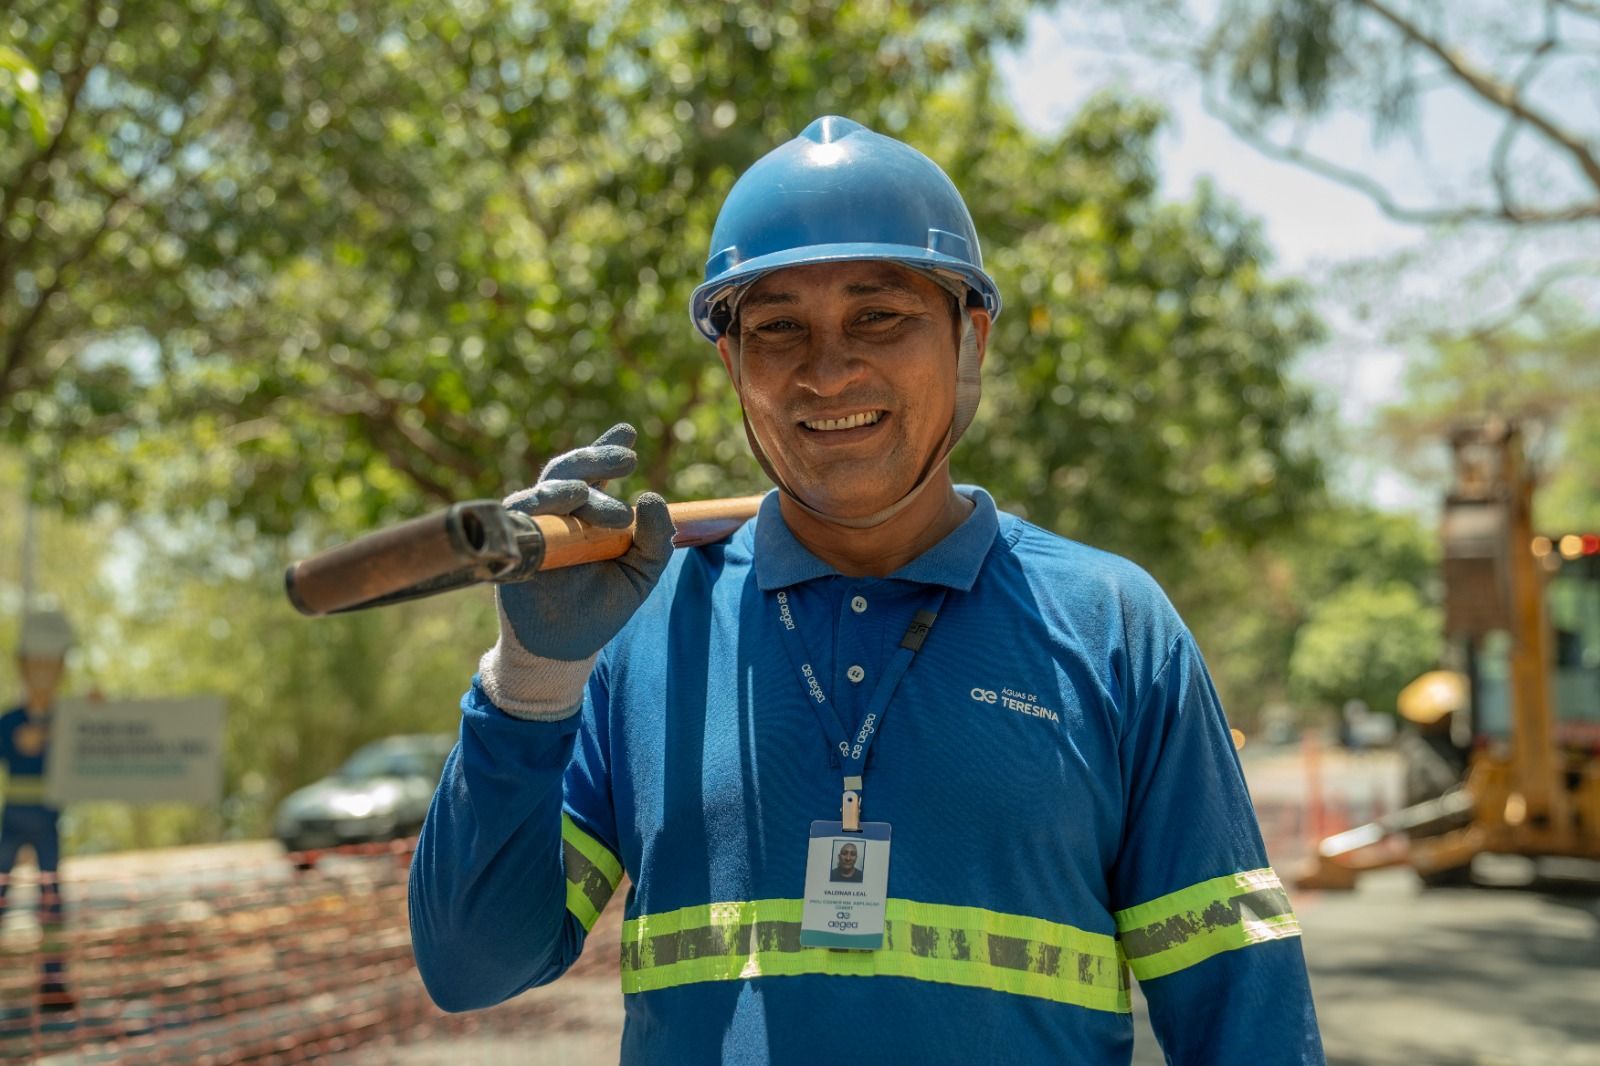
[1,609,77,1012]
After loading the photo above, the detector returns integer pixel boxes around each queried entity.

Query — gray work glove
[478,423,676,720]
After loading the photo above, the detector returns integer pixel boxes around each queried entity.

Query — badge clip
[841,789,861,832]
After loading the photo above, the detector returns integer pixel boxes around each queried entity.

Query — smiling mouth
[801,410,884,432]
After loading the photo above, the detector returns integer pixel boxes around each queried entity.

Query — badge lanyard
[772,586,946,831]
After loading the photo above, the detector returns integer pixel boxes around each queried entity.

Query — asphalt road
[1300,864,1600,1066]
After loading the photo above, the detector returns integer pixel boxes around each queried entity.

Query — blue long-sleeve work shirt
[410,488,1324,1064]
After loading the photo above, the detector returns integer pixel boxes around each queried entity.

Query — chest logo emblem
[969,686,1060,723]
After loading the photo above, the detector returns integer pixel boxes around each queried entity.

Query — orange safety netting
[0,839,624,1064]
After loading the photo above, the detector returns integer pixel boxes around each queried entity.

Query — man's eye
[859,310,902,325]
[753,319,799,334]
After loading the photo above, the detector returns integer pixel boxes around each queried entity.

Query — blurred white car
[273,733,454,855]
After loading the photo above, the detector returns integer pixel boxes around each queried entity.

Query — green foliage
[1226,0,1343,114]
[1284,502,1437,604]
[0,45,48,146]
[1289,580,1441,716]
[1174,500,1435,727]
[3,0,1319,567]
[960,111,1326,582]
[4,0,1035,537]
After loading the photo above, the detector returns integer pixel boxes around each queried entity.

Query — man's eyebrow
[842,280,921,299]
[740,290,799,308]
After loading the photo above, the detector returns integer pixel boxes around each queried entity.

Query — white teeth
[804,411,882,432]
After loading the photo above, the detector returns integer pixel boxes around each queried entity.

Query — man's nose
[794,333,867,396]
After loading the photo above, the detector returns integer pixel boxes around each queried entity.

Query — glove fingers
[503,478,589,516]
[618,492,677,587]
[540,444,638,485]
[592,423,637,449]
[572,486,634,529]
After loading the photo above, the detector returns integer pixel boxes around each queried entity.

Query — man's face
[838,844,857,872]
[717,261,988,520]
[18,655,65,700]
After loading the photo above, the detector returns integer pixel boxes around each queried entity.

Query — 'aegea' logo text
[970,686,1060,723]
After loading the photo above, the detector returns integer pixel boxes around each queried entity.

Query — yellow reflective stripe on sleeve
[2,775,48,803]
[1114,867,1301,981]
[561,813,623,932]
[620,897,1130,1013]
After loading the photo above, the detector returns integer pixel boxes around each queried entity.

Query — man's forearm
[408,682,589,1011]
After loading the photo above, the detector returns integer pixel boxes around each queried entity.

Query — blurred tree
[951,95,1326,587]
[3,0,1322,565]
[1,0,1038,536]
[1181,498,1436,728]
[1288,580,1441,718]
[1284,500,1437,603]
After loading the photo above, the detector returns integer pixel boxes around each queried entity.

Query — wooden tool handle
[531,495,765,570]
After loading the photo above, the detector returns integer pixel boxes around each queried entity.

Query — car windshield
[336,743,446,781]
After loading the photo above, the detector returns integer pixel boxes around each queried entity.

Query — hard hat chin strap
[735,314,982,531]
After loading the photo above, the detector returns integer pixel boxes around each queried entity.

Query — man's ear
[716,335,740,387]
[969,309,992,369]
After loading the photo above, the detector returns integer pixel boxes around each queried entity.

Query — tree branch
[324,358,496,481]
[1552,0,1600,21]
[0,274,66,400]
[1354,0,1600,195]
[361,425,458,503]
[306,391,459,503]
[1202,84,1600,225]
[0,175,128,402]
[1435,259,1600,347]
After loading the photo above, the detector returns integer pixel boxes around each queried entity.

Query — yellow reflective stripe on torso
[1113,867,1300,981]
[620,897,1130,1013]
[561,813,623,931]
[2,775,48,803]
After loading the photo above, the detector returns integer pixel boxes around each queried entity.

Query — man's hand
[479,424,676,719]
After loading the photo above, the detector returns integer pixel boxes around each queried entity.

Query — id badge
[800,821,891,950]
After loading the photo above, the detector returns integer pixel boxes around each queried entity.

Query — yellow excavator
[1298,420,1600,889]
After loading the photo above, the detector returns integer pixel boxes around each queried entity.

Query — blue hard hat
[690,115,1002,341]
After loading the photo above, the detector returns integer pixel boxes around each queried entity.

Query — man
[830,842,863,884]
[411,116,1323,1063]
[1,609,77,1012]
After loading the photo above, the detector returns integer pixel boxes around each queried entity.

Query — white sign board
[45,697,226,805]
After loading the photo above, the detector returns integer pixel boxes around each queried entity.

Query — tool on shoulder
[285,495,763,617]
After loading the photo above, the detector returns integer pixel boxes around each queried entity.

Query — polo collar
[753,486,999,592]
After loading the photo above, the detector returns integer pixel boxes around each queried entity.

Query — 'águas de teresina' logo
[969,685,1060,724]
